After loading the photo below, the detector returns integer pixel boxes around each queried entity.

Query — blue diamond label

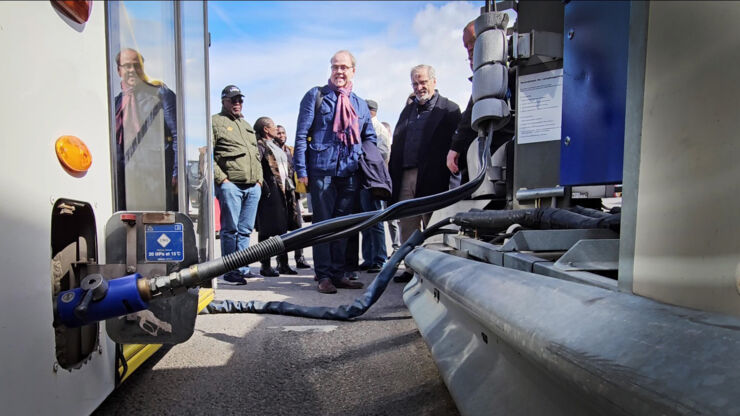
[145,224,184,262]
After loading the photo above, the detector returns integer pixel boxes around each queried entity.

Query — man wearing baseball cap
[212,85,263,284]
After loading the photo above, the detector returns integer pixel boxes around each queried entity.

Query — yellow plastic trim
[198,288,215,312]
[119,343,162,383]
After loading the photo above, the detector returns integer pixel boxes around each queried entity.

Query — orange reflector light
[51,0,92,24]
[55,135,92,173]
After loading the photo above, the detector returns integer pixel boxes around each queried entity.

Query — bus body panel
[0,3,116,414]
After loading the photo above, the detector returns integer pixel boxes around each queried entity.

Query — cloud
[209,1,479,145]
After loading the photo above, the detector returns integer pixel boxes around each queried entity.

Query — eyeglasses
[331,64,354,73]
[230,97,243,104]
[118,62,141,70]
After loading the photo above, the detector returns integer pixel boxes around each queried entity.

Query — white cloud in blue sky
[208,1,483,145]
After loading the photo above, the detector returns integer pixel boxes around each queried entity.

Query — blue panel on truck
[561,1,630,186]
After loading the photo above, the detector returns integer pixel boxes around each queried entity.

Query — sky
[207,1,484,146]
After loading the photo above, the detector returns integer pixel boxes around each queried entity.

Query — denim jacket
[293,85,377,178]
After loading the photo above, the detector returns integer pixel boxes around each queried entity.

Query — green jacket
[212,110,263,185]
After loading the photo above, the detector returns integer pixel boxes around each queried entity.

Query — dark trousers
[309,174,360,282]
[259,231,288,269]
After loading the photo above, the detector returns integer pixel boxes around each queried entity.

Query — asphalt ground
[94,230,459,416]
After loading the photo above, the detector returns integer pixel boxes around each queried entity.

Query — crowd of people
[213,20,483,293]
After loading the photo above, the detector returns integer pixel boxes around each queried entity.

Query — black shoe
[295,257,312,269]
[393,271,414,283]
[223,272,247,285]
[358,263,372,271]
[278,264,298,275]
[367,263,384,273]
[260,267,279,277]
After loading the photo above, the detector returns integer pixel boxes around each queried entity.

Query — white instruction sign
[517,68,563,144]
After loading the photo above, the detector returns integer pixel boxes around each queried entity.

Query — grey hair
[254,116,274,139]
[410,64,436,80]
[331,50,357,67]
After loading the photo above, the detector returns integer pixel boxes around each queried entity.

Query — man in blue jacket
[293,50,378,294]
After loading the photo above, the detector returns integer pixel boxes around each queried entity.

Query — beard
[274,137,285,147]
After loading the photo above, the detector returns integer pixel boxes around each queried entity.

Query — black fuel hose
[452,207,621,233]
[202,218,455,320]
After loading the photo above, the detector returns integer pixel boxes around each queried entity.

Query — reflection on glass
[114,48,178,211]
[181,0,212,262]
[108,1,177,212]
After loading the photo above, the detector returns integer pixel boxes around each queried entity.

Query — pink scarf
[328,79,360,146]
[115,82,141,145]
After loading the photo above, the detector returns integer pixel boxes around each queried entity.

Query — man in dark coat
[254,117,300,277]
[388,64,461,282]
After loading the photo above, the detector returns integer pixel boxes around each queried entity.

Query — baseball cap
[366,99,378,111]
[221,85,244,99]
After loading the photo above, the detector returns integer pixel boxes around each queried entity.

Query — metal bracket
[516,30,563,62]
[553,239,620,271]
[501,229,618,252]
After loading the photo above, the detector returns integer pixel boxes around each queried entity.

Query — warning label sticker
[145,223,184,262]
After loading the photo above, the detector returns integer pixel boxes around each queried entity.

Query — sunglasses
[230,97,243,104]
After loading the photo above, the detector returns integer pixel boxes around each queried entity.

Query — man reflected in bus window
[114,48,178,211]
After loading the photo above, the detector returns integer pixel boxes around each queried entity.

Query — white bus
[0,1,214,414]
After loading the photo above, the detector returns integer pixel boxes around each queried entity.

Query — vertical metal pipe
[202,0,215,262]
[174,1,187,214]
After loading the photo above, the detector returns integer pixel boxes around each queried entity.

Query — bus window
[181,1,213,262]
[107,1,178,212]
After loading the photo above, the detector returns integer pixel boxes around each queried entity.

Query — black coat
[359,140,392,201]
[389,94,461,203]
[256,139,299,238]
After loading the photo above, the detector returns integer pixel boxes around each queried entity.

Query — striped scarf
[328,79,360,146]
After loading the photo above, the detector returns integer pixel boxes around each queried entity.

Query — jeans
[309,174,360,282]
[216,181,261,274]
[360,189,387,265]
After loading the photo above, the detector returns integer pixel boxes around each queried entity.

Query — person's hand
[446,150,459,174]
[222,178,230,184]
[298,176,308,185]
[171,176,178,189]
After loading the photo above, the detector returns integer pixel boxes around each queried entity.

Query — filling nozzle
[55,273,150,328]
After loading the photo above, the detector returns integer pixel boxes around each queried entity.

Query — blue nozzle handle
[56,273,149,328]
